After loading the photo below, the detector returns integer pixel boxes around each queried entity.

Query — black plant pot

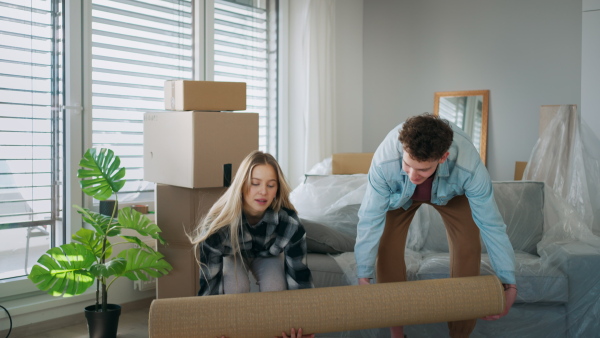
[84,304,122,338]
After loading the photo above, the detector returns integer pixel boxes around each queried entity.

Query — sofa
[292,175,600,338]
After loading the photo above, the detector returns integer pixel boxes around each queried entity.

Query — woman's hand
[219,327,313,338]
[482,284,517,320]
[277,327,314,338]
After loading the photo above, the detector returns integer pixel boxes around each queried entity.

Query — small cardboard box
[155,184,227,298]
[332,153,374,175]
[164,80,246,111]
[514,161,527,181]
[144,110,258,188]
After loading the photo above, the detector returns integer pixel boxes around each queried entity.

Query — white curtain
[289,0,336,185]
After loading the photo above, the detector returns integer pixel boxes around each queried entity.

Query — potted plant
[28,148,173,338]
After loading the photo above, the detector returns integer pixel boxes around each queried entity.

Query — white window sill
[0,277,96,318]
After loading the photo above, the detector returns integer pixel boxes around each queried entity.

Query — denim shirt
[354,122,516,284]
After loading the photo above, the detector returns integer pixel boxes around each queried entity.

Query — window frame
[0,0,84,298]
[203,0,287,162]
[0,0,289,309]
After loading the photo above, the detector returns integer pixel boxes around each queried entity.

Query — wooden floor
[22,305,150,338]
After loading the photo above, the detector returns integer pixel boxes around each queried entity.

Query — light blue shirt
[354,122,516,284]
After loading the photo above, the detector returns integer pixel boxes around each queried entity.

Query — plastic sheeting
[523,105,600,243]
[290,124,600,337]
[522,105,600,338]
[291,174,366,238]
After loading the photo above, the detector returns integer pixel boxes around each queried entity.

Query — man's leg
[377,203,422,338]
[432,195,481,338]
[376,203,422,282]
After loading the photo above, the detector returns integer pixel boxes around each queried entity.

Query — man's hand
[358,278,371,285]
[482,284,517,320]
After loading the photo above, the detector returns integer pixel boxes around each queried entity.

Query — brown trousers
[376,195,481,338]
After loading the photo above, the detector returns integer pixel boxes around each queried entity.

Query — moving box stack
[144,80,259,299]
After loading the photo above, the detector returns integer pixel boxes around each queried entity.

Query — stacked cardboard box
[144,80,259,298]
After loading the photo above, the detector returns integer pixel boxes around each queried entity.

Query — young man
[355,114,517,338]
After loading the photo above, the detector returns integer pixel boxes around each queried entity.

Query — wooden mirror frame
[434,90,489,165]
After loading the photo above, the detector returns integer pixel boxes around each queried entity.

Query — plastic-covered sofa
[292,175,600,338]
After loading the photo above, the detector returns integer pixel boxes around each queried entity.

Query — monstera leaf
[72,228,113,259]
[28,243,96,297]
[117,207,167,245]
[74,206,120,237]
[28,147,172,312]
[117,248,172,281]
[78,148,126,201]
[89,258,127,279]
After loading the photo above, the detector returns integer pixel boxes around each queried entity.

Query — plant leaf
[117,207,167,244]
[89,258,127,278]
[116,248,172,281]
[27,243,96,297]
[72,228,113,259]
[120,235,154,252]
[78,148,126,200]
[74,205,120,237]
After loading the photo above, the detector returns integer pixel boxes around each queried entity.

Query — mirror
[434,90,489,165]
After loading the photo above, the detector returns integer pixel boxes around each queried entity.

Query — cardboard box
[155,184,227,298]
[156,244,199,299]
[155,184,227,245]
[514,161,527,181]
[164,80,246,111]
[332,153,374,175]
[539,104,577,136]
[144,111,258,188]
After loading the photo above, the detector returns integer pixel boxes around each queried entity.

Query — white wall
[362,0,582,180]
[287,0,364,188]
[334,0,363,154]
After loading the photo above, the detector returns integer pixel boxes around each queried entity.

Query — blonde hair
[190,150,296,260]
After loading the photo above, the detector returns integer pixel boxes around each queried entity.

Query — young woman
[190,150,314,338]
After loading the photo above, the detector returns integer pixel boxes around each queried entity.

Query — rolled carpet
[149,275,505,338]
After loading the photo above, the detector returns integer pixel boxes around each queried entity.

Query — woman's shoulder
[274,208,307,240]
[275,207,303,228]
[202,226,229,247]
[277,207,300,220]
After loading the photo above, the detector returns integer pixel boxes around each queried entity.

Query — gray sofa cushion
[420,181,545,255]
[494,181,544,255]
[406,303,567,338]
[415,252,568,304]
[306,253,348,287]
[302,218,356,254]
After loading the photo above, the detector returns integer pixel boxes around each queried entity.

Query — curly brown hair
[399,113,454,162]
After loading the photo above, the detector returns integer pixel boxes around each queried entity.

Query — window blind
[0,0,62,279]
[439,96,466,130]
[0,0,61,230]
[439,96,482,152]
[213,0,278,155]
[91,0,193,202]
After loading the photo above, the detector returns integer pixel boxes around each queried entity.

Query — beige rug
[149,275,504,338]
